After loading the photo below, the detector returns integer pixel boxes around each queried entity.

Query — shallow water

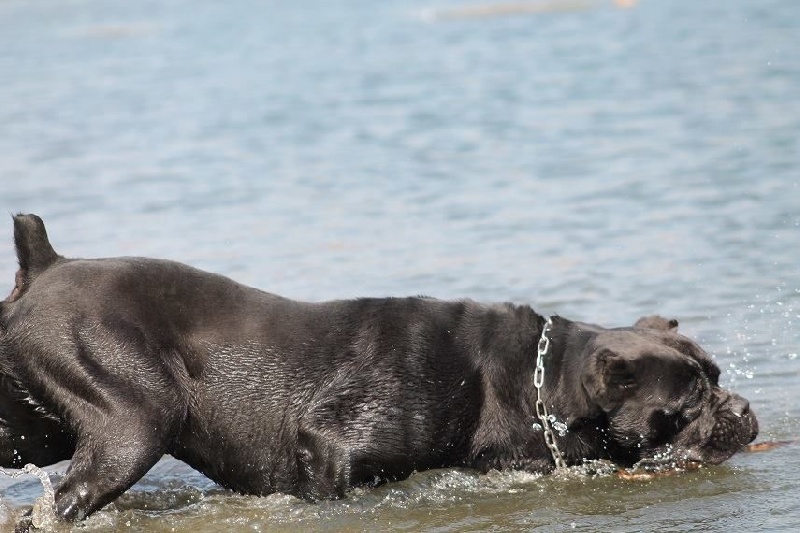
[0,0,798,530]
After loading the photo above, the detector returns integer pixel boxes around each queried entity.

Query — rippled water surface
[0,0,798,530]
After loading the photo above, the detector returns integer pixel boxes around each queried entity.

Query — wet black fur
[0,214,757,526]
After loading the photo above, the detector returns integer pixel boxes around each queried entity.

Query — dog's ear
[633,315,678,332]
[582,349,637,411]
[6,214,60,302]
[13,214,59,275]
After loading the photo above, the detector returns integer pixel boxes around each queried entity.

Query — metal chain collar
[534,316,567,470]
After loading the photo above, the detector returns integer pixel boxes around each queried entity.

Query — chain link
[534,317,567,470]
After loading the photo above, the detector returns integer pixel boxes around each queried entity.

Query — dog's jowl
[0,214,758,525]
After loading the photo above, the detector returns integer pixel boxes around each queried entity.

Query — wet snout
[728,393,758,442]
[727,394,750,418]
[710,391,758,452]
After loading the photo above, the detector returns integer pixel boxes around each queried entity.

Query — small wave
[1,461,680,531]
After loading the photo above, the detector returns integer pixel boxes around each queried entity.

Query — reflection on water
[0,0,798,530]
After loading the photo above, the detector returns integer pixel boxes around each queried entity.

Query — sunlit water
[0,0,798,530]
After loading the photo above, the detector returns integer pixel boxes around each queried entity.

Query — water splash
[547,415,569,437]
[0,464,57,529]
[572,459,618,478]
[552,420,569,437]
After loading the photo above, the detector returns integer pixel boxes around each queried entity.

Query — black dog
[1,214,757,525]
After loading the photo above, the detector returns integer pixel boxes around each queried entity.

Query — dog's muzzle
[710,394,759,451]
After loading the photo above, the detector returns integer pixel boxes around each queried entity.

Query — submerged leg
[295,427,351,500]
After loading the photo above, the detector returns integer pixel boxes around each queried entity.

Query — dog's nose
[729,396,750,418]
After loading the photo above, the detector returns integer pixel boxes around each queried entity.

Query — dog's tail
[7,214,61,302]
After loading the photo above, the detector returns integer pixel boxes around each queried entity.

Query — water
[0,0,798,530]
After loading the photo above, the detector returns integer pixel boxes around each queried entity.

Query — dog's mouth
[614,391,760,471]
[657,402,759,466]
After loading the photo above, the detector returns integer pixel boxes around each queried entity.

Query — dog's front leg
[11,414,169,531]
[50,416,168,522]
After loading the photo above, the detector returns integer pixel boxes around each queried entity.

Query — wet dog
[1,214,757,525]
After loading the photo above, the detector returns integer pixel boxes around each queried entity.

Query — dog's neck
[541,317,614,464]
[532,315,568,468]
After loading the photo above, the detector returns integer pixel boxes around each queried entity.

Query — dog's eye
[682,379,707,416]
[670,411,689,430]
[676,391,708,430]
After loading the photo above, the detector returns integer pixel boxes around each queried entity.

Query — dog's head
[570,316,758,467]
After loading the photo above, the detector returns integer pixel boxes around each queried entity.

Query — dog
[0,214,757,526]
